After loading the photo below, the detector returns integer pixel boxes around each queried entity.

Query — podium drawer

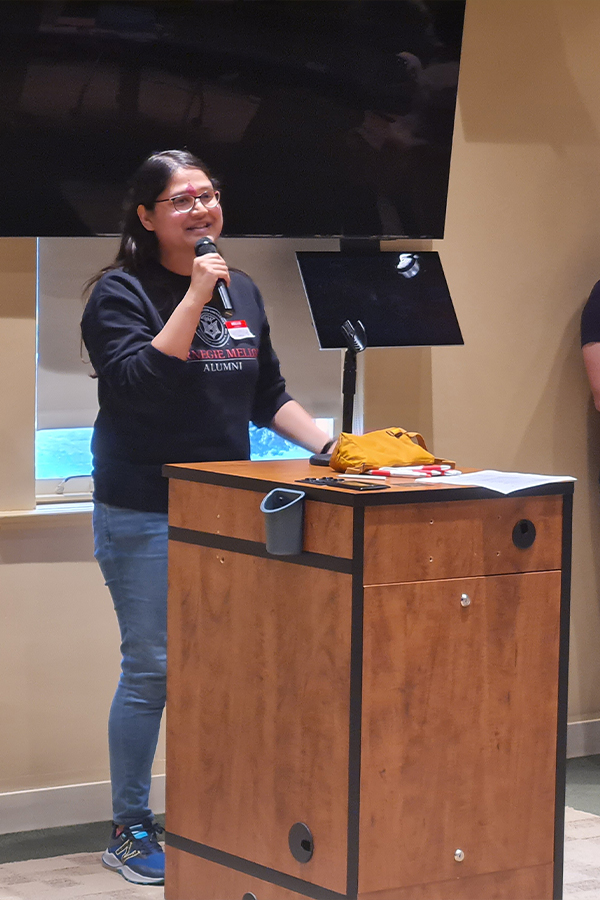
[165,847,553,900]
[169,478,354,559]
[363,494,562,584]
[166,847,303,899]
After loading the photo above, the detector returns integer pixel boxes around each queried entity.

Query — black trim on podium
[165,832,348,900]
[554,491,573,900]
[346,506,365,897]
[164,464,357,506]
[168,525,353,573]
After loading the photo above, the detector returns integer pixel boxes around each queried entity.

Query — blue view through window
[36,425,312,480]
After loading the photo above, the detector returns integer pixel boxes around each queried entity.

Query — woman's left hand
[270,400,335,454]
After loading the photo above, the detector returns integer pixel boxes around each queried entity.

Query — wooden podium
[162,460,572,900]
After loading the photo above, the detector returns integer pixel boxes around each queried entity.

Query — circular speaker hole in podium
[242,894,257,900]
[512,519,536,549]
[288,822,314,862]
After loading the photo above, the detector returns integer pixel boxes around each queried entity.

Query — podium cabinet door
[167,540,353,896]
[358,570,561,896]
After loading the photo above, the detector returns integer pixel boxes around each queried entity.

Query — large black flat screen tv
[297,250,463,349]
[0,0,465,238]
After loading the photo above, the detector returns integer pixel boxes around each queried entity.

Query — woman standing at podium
[81,149,333,886]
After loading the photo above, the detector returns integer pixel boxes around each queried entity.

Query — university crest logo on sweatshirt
[195,307,228,348]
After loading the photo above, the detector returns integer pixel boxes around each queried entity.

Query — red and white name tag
[226,319,255,340]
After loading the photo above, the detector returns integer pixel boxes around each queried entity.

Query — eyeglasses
[155,190,221,213]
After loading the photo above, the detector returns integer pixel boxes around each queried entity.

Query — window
[36,237,115,499]
[36,420,333,494]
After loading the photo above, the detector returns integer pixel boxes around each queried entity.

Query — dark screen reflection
[0,1,465,237]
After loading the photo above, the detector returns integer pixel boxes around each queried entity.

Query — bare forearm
[152,251,230,360]
[270,400,331,454]
[151,292,206,360]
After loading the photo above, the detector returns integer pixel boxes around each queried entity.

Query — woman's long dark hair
[85,149,217,293]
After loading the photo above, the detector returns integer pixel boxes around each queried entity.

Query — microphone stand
[342,347,358,434]
[341,319,367,434]
[309,320,367,466]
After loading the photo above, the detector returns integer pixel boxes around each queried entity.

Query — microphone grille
[195,238,217,256]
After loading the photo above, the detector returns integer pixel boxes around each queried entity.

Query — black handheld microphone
[194,238,234,317]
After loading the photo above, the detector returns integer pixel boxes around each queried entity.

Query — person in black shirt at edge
[582,280,600,412]
[81,150,333,886]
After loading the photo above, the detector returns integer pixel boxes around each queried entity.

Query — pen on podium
[333,473,388,482]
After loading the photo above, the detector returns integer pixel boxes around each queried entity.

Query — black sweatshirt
[582,281,600,346]
[81,262,292,513]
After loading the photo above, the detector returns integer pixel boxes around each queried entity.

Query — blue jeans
[93,501,168,826]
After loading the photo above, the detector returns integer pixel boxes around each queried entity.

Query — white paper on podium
[414,469,576,495]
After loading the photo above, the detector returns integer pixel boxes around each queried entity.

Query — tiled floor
[564,806,600,898]
[0,852,159,899]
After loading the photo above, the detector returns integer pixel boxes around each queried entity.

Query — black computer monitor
[296,250,463,349]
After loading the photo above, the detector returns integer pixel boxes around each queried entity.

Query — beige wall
[0,517,121,792]
[2,0,600,811]
[0,239,36,512]
[436,1,600,726]
[365,0,600,720]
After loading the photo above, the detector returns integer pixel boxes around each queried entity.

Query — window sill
[37,492,93,504]
[0,500,93,528]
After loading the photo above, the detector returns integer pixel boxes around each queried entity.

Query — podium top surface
[163,459,573,507]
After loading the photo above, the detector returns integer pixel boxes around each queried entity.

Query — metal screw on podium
[454,849,465,862]
[460,593,471,607]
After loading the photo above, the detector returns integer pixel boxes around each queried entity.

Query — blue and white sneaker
[102,819,165,885]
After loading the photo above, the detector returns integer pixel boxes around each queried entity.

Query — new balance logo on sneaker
[102,819,165,885]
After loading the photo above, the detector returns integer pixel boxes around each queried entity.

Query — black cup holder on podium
[260,488,306,556]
